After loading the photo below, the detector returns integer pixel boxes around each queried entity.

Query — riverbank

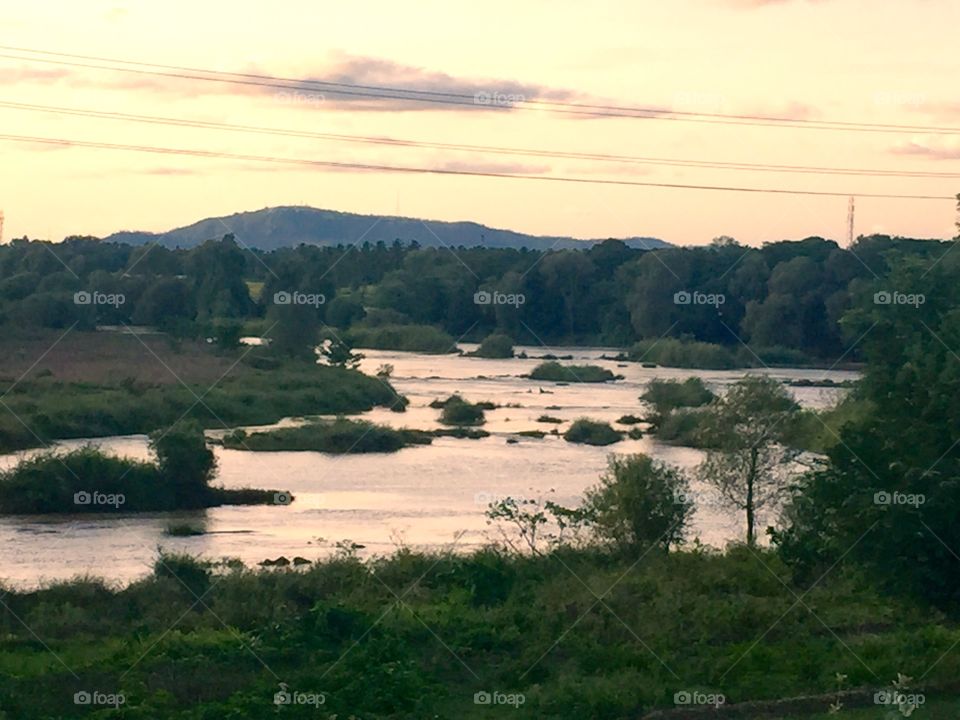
[0,545,954,719]
[0,330,404,453]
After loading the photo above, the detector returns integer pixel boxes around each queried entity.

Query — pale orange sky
[1,0,958,246]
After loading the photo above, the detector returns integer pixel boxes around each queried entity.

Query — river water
[0,346,856,588]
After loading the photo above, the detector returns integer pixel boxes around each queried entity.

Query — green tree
[697,375,801,546]
[583,454,692,553]
[149,421,217,508]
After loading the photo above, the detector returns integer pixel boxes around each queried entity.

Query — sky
[1,0,958,246]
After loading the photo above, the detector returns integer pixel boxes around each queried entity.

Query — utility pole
[846,196,855,246]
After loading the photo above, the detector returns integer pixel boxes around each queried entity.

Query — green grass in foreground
[0,546,956,719]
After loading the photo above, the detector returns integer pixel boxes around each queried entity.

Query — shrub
[438,395,486,426]
[346,324,457,354]
[149,421,217,509]
[629,338,738,369]
[470,333,515,358]
[564,419,622,446]
[222,419,432,453]
[529,362,618,383]
[583,454,692,552]
[641,377,715,423]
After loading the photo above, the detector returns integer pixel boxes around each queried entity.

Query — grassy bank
[221,418,433,453]
[0,331,404,453]
[0,546,956,718]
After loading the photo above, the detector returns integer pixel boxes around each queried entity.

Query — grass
[469,333,515,358]
[529,361,619,383]
[0,546,957,718]
[346,323,458,354]
[629,338,739,370]
[0,332,404,453]
[221,418,433,453]
[563,419,623,446]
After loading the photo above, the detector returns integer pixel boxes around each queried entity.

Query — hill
[104,206,671,251]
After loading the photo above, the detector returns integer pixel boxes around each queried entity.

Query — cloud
[0,67,73,85]
[260,52,582,113]
[890,137,960,160]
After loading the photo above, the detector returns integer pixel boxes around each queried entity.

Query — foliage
[319,336,364,369]
[437,395,487,426]
[222,419,432,454]
[640,376,715,426]
[563,419,622,446]
[346,323,458,353]
[775,250,960,609]
[697,375,802,545]
[582,454,693,552]
[470,332,515,358]
[629,338,739,369]
[0,545,958,718]
[529,361,618,383]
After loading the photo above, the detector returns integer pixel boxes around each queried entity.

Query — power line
[2,100,959,180]
[0,132,953,201]
[2,45,960,135]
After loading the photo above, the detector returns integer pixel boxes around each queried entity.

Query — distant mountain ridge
[105,206,671,251]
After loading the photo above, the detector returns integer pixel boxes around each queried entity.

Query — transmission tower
[846,197,855,245]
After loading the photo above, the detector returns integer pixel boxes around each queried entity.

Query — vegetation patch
[221,418,432,454]
[0,422,287,514]
[563,419,623,446]
[346,323,458,354]
[468,333,515,358]
[529,361,620,383]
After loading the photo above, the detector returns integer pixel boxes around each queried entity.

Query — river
[0,346,856,588]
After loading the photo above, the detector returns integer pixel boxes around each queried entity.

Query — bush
[583,454,692,552]
[641,377,714,423]
[629,338,738,369]
[222,419,432,453]
[149,421,217,509]
[346,324,457,354]
[529,362,618,383]
[564,419,622,446]
[438,395,486,426]
[470,333,515,358]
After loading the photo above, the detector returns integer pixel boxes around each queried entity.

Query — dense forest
[0,232,949,362]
